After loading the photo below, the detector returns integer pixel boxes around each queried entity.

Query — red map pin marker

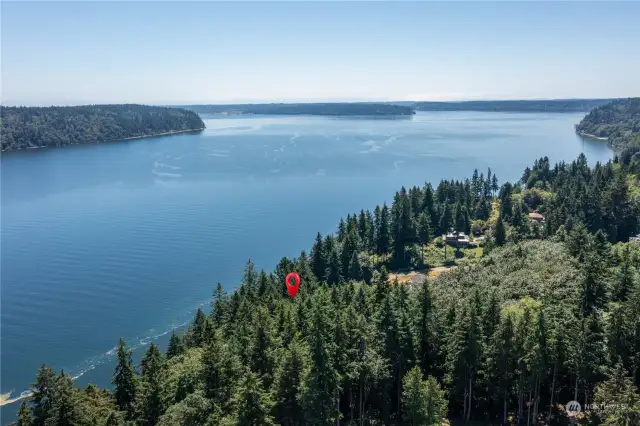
[285,272,300,299]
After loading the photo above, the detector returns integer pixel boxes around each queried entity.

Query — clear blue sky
[2,1,639,105]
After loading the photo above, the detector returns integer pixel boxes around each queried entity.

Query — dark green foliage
[234,371,276,426]
[593,361,640,426]
[185,309,210,348]
[0,104,204,151]
[156,391,210,426]
[167,332,185,359]
[17,401,32,426]
[494,214,506,246]
[348,252,363,281]
[31,364,57,425]
[112,339,137,416]
[310,232,326,282]
[16,365,121,426]
[301,289,341,425]
[576,97,640,151]
[137,344,167,425]
[274,338,310,426]
[54,371,79,426]
[325,237,342,286]
[401,366,447,425]
[202,327,240,409]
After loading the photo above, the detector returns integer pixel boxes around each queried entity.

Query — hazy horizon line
[1,96,627,108]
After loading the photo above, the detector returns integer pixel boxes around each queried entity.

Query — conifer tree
[105,411,124,426]
[54,370,78,426]
[166,331,184,359]
[495,214,506,246]
[341,231,358,279]
[499,183,513,220]
[613,244,635,302]
[402,366,447,426]
[487,312,516,425]
[325,238,342,285]
[203,327,241,410]
[138,343,167,426]
[438,204,453,235]
[249,307,278,388]
[210,282,228,326]
[377,204,391,254]
[414,282,438,378]
[186,308,209,348]
[337,218,346,242]
[242,258,258,295]
[31,364,57,426]
[301,289,341,425]
[234,371,276,426]
[112,339,137,416]
[593,361,640,426]
[274,337,310,426]
[365,209,375,252]
[471,169,480,200]
[311,232,327,281]
[417,212,432,245]
[17,401,32,426]
[348,252,363,281]
[491,173,499,195]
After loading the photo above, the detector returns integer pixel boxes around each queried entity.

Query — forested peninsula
[0,105,205,152]
[576,98,640,172]
[181,103,416,116]
[13,150,640,425]
[412,99,614,113]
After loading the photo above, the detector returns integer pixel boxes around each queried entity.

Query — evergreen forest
[13,151,640,426]
[0,105,205,151]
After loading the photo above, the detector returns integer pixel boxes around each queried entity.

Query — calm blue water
[0,111,611,421]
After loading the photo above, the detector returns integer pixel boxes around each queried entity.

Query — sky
[2,1,639,106]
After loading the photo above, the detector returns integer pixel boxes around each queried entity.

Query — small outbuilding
[444,231,469,248]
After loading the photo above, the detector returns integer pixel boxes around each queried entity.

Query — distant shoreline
[577,131,609,141]
[1,127,205,153]
[118,127,205,141]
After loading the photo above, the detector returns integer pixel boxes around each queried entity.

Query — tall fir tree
[311,232,327,282]
[138,343,167,426]
[274,337,311,426]
[234,371,276,426]
[31,364,57,426]
[54,370,78,426]
[402,367,447,426]
[112,339,137,416]
[166,331,184,359]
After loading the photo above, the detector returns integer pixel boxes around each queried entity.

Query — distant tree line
[575,97,640,173]
[13,153,640,426]
[182,103,416,116]
[412,99,614,113]
[0,104,205,151]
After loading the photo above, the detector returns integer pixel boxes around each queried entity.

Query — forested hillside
[576,98,640,172]
[0,105,205,151]
[14,154,640,426]
[181,103,415,116]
